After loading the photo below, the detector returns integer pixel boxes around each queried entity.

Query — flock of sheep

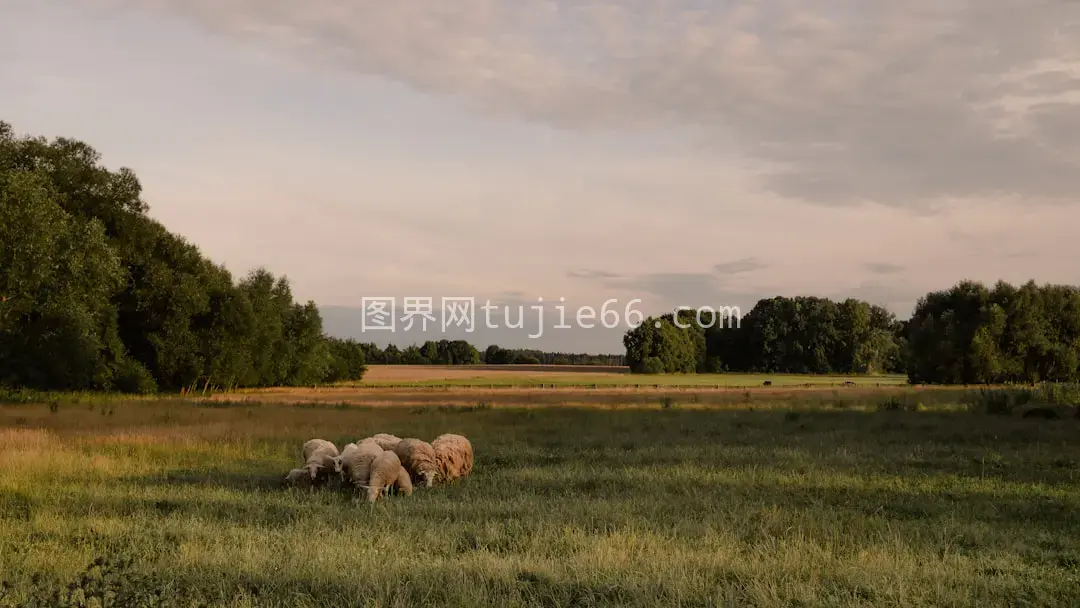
[283,432,473,502]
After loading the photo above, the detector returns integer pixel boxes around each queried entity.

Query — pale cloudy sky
[2,0,1079,352]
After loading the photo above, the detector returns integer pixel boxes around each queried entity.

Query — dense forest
[4,120,1079,391]
[624,281,1080,385]
[0,120,367,393]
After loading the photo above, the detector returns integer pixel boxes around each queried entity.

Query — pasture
[0,385,1078,607]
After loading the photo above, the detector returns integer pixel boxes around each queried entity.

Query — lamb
[363,450,413,502]
[394,438,439,487]
[432,433,473,483]
[339,440,384,490]
[368,433,403,451]
[283,468,314,489]
[301,439,339,484]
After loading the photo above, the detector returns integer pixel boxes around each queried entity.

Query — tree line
[623,297,904,376]
[0,120,367,393]
[624,281,1080,385]
[355,340,625,366]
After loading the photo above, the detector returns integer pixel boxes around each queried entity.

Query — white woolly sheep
[331,442,359,477]
[301,438,339,484]
[368,433,403,451]
[340,440,384,490]
[364,450,412,502]
[394,438,438,487]
[432,433,473,483]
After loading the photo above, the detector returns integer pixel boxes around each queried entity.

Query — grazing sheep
[394,466,414,497]
[331,443,359,477]
[283,468,314,489]
[364,450,411,502]
[394,438,438,487]
[368,433,403,451]
[301,439,339,483]
[432,433,473,483]
[303,438,337,461]
[340,440,384,490]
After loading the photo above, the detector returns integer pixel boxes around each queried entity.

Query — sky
[2,0,1079,353]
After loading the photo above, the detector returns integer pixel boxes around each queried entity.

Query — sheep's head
[307,462,323,479]
[331,455,345,474]
[421,470,436,487]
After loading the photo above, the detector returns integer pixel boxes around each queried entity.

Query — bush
[962,387,1032,415]
[877,393,923,412]
[877,396,906,412]
[1036,382,1080,406]
[111,359,158,395]
[641,357,665,374]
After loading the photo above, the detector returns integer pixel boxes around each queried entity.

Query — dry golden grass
[345,365,910,388]
[361,364,629,382]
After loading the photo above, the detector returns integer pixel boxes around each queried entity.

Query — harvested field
[352,364,909,388]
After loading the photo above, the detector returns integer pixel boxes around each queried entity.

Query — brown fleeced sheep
[340,440,384,491]
[394,438,438,487]
[364,450,411,502]
[432,433,473,483]
[368,433,403,451]
[301,439,339,484]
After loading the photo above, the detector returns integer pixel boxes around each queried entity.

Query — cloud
[863,262,905,275]
[563,266,759,311]
[79,0,1080,208]
[713,257,767,275]
[567,268,624,280]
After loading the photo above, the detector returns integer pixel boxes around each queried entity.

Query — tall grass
[958,382,1080,415]
[0,395,1078,606]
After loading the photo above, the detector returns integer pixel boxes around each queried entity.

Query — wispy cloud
[863,262,905,275]
[713,257,768,275]
[83,0,1080,208]
[567,268,624,280]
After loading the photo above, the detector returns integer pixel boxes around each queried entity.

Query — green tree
[0,119,365,392]
[0,167,126,390]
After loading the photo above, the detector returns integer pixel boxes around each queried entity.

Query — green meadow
[1,388,1078,607]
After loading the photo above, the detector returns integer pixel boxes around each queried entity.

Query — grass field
[346,364,911,388]
[1,385,1079,606]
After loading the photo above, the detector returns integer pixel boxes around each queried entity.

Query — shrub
[641,357,665,375]
[877,396,906,412]
[877,393,923,412]
[111,358,158,395]
[962,387,1032,415]
[1036,382,1080,406]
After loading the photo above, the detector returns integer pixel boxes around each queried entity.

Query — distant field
[353,364,910,388]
